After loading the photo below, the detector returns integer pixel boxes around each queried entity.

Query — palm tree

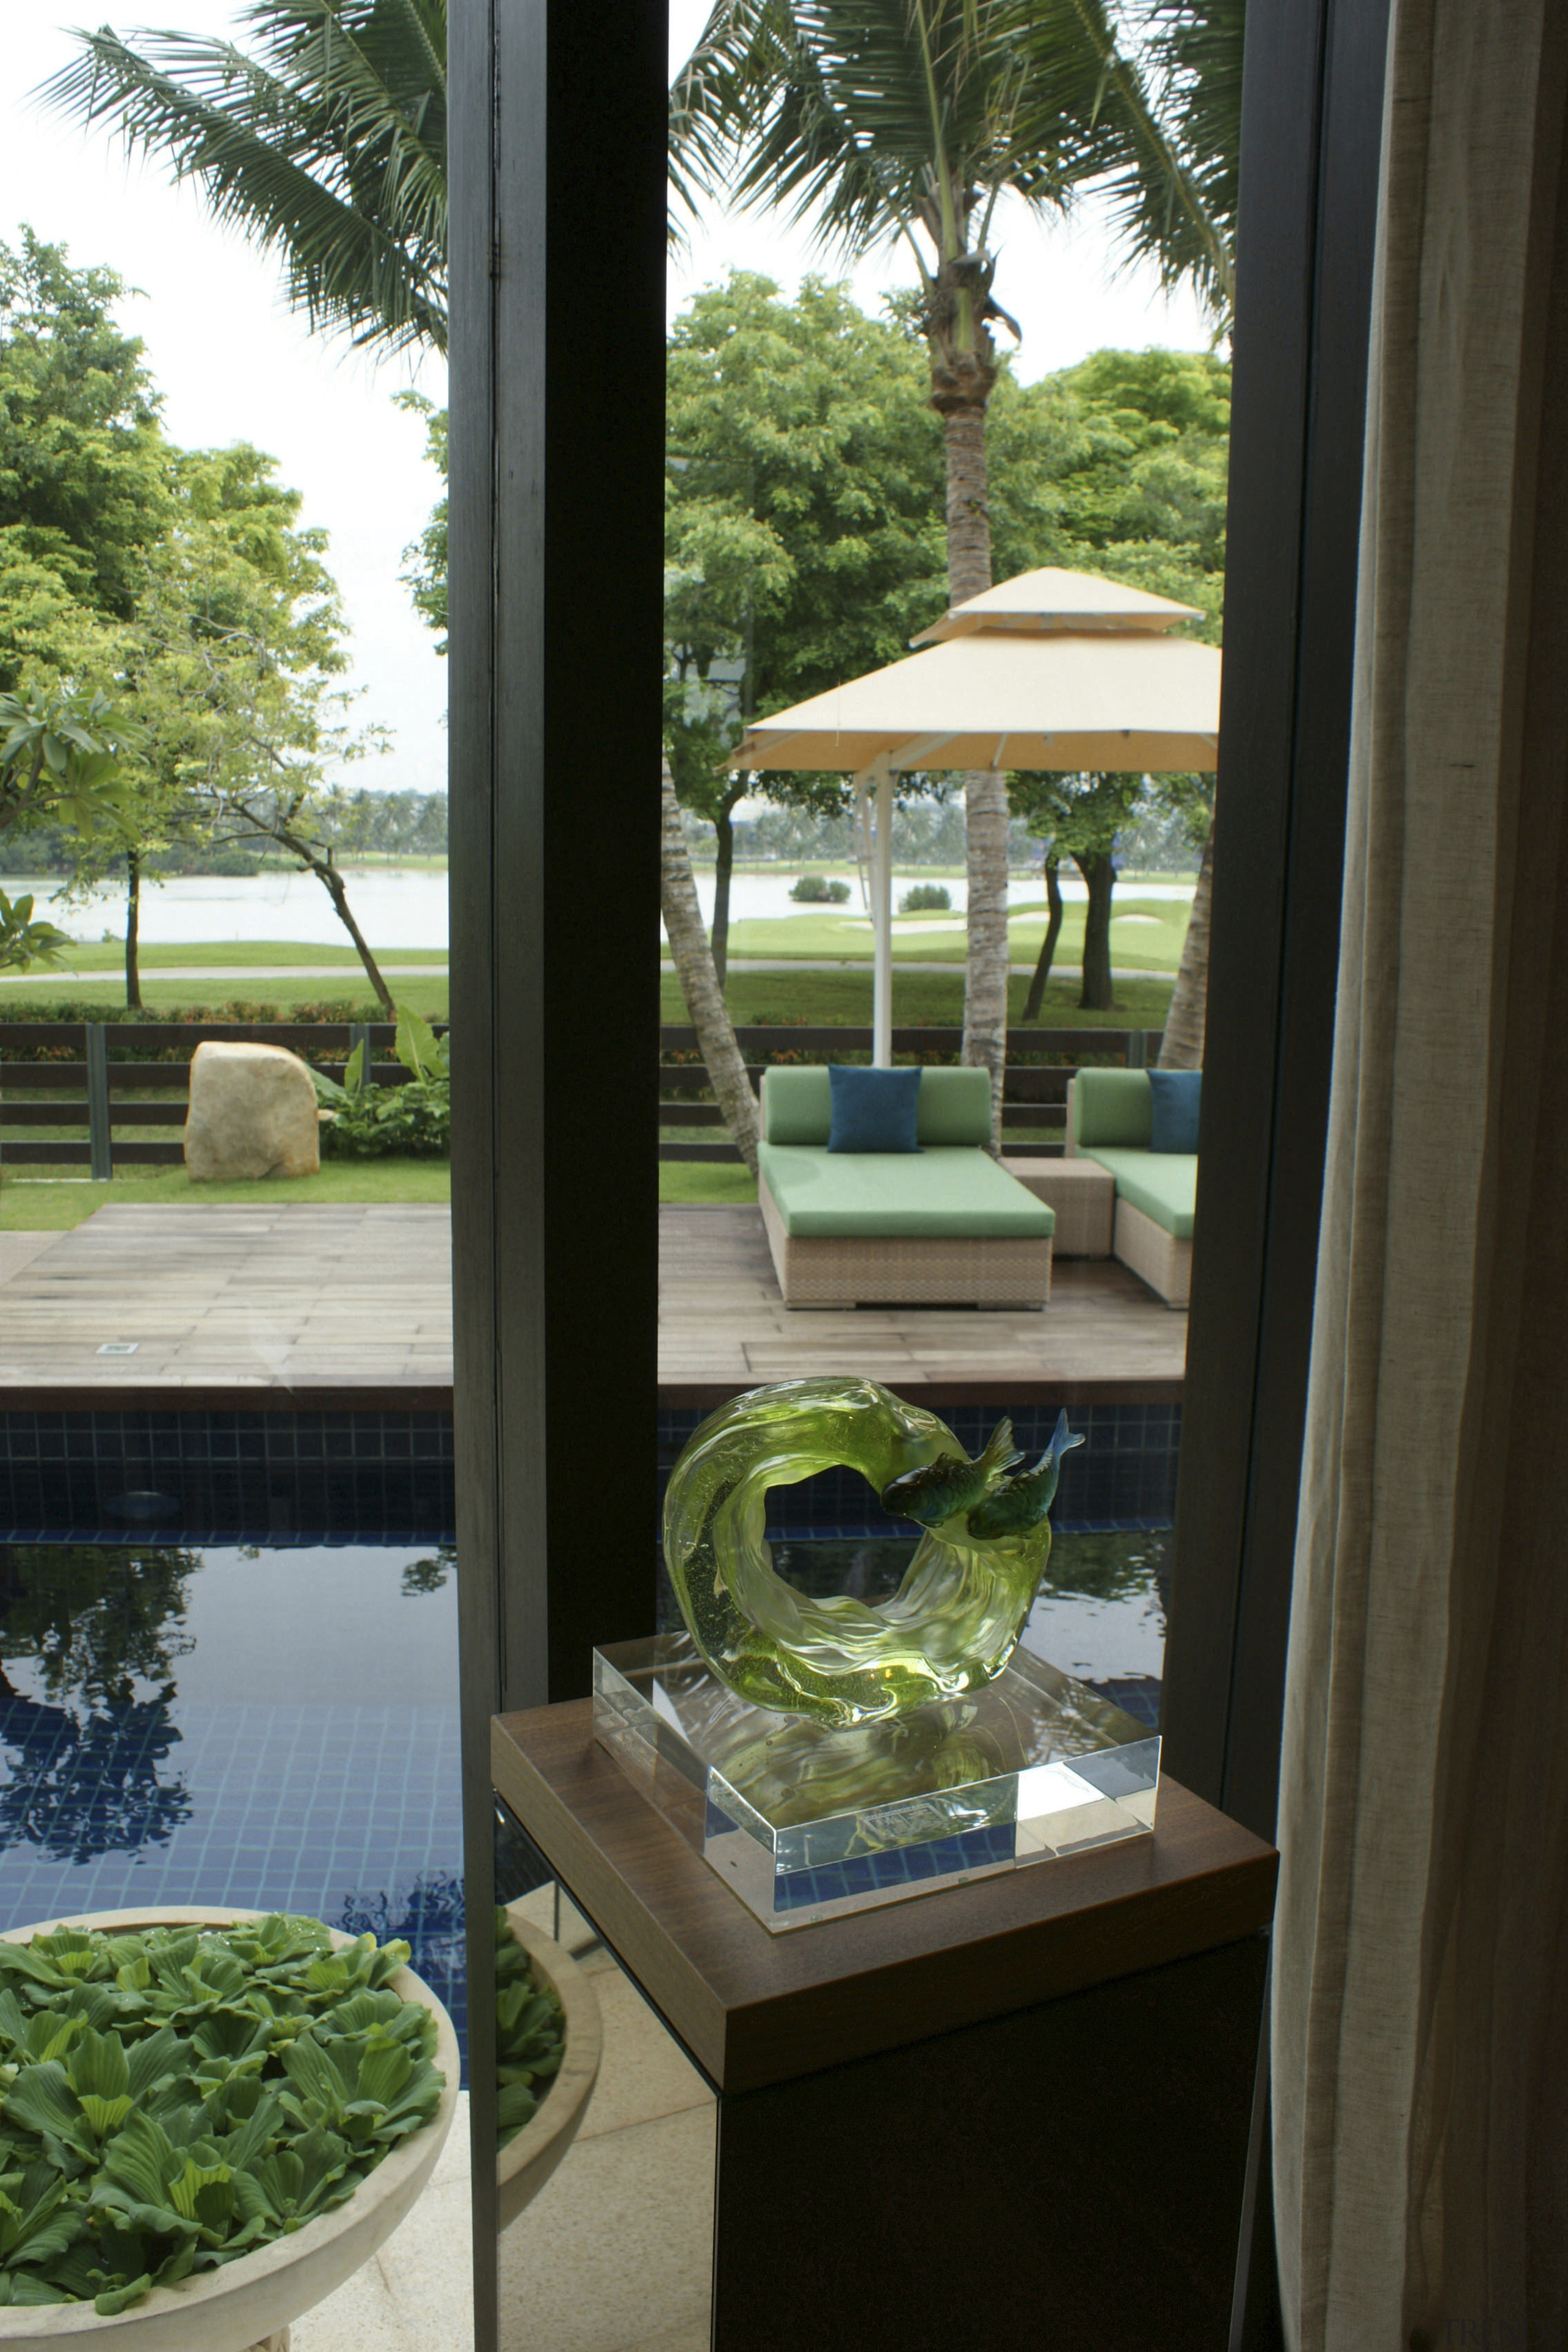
[41,0,447,359]
[1110,0,1241,1070]
[673,0,1229,1142]
[662,761,761,1176]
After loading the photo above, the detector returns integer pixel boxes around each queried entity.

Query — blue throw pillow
[827,1065,922,1153]
[1147,1068,1202,1153]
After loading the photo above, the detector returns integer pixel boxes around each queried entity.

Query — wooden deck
[659,1207,1184,1403]
[0,1204,1185,1408]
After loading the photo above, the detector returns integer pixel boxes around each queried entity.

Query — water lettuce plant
[0,1913,445,2315]
[494,1912,564,2151]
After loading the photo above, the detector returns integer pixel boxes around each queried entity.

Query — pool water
[0,1539,464,2052]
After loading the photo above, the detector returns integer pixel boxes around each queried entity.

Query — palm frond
[669,0,1235,325]
[671,0,1076,263]
[1072,0,1240,324]
[40,0,447,357]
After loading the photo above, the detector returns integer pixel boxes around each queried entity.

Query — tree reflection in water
[0,1544,197,1865]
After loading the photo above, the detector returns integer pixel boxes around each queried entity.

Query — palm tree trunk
[711,777,746,990]
[1158,820,1213,1067]
[1074,850,1118,1010]
[1022,857,1065,1022]
[124,848,142,1010]
[944,403,1009,1151]
[662,758,759,1177]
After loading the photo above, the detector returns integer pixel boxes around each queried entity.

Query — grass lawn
[0,1158,451,1231]
[717,893,1189,970]
[0,971,450,1020]
[25,939,448,973]
[661,968,1175,1029]
[658,1161,758,1206]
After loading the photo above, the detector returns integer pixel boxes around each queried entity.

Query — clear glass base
[592,1634,1160,1932]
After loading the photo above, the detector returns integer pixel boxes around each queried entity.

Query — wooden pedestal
[492,1703,1276,2351]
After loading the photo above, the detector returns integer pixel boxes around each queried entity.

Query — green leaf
[25,2010,86,2067]
[168,2155,235,2231]
[94,2272,154,2316]
[496,2081,540,2136]
[355,2037,412,2108]
[67,2026,130,2106]
[3,2062,89,2155]
[125,2025,184,2103]
[393,1000,440,1077]
[99,2109,181,2212]
[0,2271,75,2305]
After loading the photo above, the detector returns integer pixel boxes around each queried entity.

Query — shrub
[899,883,953,913]
[314,1003,450,1159]
[788,874,851,903]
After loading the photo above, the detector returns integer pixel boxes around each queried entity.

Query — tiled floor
[496,1890,716,2352]
[299,1889,717,2352]
[0,1202,1185,1404]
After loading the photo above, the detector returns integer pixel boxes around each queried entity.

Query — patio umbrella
[728,567,1222,1065]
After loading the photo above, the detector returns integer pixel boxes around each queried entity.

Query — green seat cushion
[1080,1147,1197,1238]
[760,1142,1055,1239]
[763,1064,992,1147]
[1072,1068,1153,1149]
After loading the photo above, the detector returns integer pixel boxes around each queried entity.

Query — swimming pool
[0,1392,1177,2075]
[0,1536,466,2054]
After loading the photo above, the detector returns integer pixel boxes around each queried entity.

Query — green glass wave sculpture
[662,1376,1084,1727]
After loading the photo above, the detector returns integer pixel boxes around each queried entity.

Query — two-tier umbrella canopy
[728,568,1223,1063]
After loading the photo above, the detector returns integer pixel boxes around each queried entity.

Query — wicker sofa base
[1114,1198,1192,1309]
[760,1177,1053,1309]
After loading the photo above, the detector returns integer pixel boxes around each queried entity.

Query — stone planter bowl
[0,1907,460,2352]
[496,1908,603,2231]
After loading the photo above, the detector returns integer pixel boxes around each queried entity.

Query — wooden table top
[492,1699,1276,2096]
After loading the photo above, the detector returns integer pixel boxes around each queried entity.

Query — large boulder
[185,1041,321,1182]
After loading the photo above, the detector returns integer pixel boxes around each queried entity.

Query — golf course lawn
[717,894,1189,969]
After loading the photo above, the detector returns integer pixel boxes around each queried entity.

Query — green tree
[993,347,1228,1012]
[0,230,171,690]
[665,273,949,981]
[43,0,448,358]
[397,391,447,650]
[59,443,394,1008]
[143,450,394,1007]
[673,0,1226,1138]
[0,684,139,971]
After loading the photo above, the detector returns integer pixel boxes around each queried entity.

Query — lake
[2,866,1194,952]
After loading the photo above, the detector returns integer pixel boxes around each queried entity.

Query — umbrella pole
[870,755,894,1067]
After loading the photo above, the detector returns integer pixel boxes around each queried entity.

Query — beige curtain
[1272,1,1568,2345]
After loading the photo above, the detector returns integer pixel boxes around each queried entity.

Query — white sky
[2,4,1214,799]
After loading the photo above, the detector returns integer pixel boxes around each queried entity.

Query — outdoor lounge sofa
[758,1065,1056,1308]
[1065,1068,1197,1308]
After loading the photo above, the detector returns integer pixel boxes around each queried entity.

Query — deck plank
[0,1202,1185,1406]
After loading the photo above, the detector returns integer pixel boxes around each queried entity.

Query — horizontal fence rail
[4,1018,1163,1174]
[658,1026,1164,1162]
[0,1022,443,1174]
